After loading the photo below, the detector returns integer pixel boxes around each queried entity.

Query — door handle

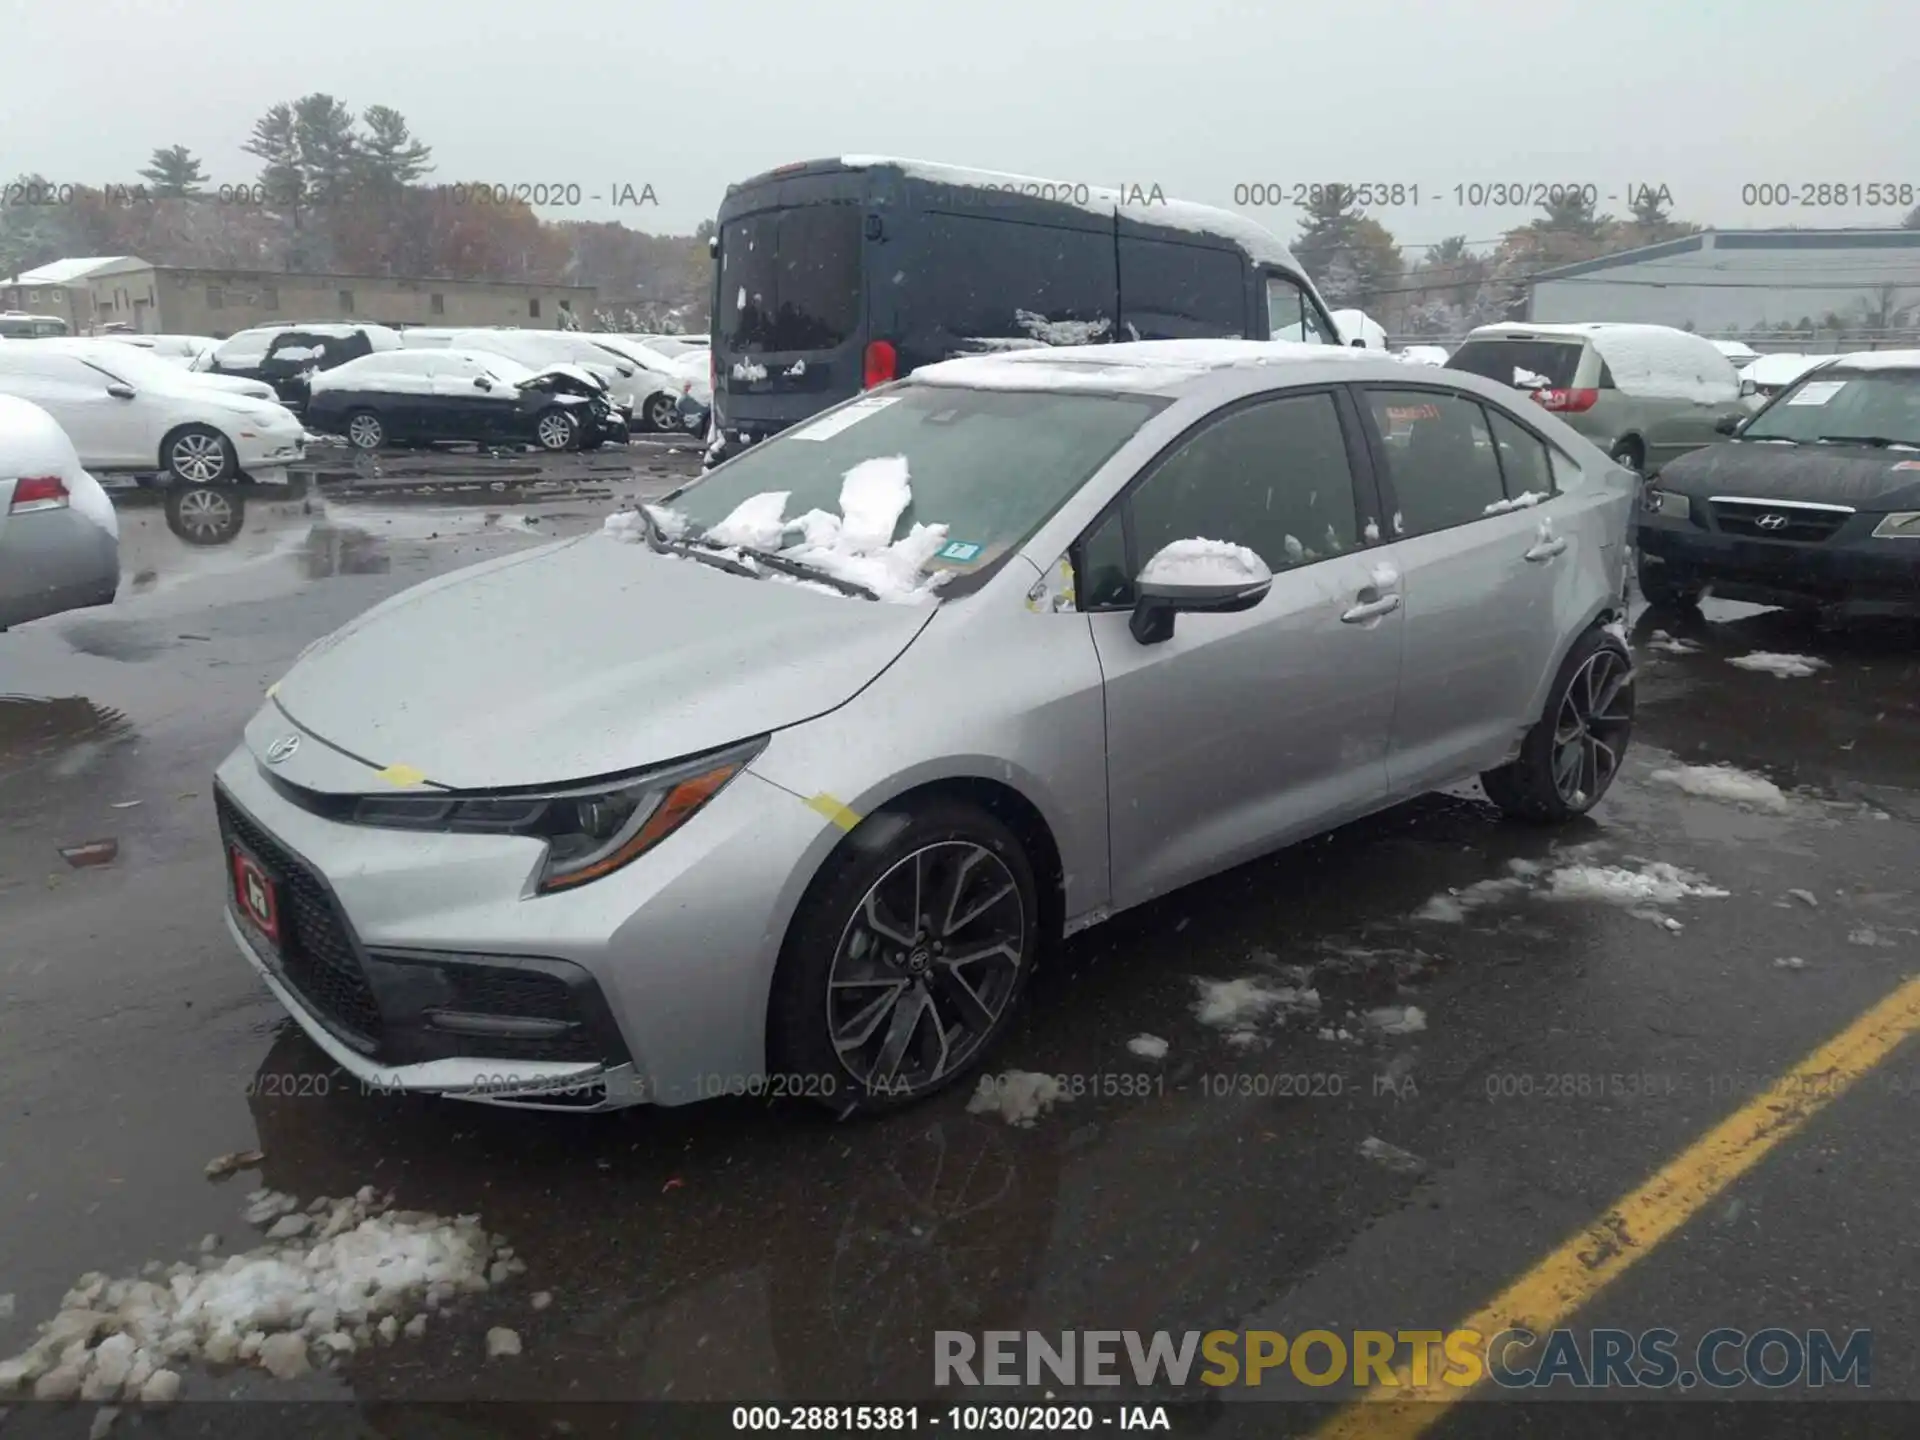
[1341,593,1402,623]
[1524,537,1569,563]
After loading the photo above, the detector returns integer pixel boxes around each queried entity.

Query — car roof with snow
[909,339,1442,397]
[1823,348,1920,371]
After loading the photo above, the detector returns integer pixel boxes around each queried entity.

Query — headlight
[1872,512,1920,539]
[349,736,766,892]
[1641,487,1691,519]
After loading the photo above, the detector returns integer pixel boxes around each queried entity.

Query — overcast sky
[4,0,1915,252]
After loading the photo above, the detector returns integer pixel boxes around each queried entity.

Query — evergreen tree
[1291,185,1402,309]
[242,104,305,212]
[1534,189,1610,243]
[359,106,433,188]
[138,145,208,197]
[291,93,361,205]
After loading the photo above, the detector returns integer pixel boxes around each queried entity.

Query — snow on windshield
[601,455,950,605]
[1139,538,1269,587]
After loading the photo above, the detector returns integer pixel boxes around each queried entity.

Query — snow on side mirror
[1130,539,1273,645]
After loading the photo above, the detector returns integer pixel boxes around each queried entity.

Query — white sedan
[97,333,219,368]
[52,338,281,403]
[0,339,306,485]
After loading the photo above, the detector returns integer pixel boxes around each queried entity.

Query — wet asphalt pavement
[1,448,1917,1435]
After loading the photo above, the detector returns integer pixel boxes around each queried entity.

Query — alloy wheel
[170,432,227,483]
[536,413,574,450]
[347,414,383,449]
[646,394,678,431]
[826,842,1027,1098]
[174,486,234,539]
[1551,647,1634,808]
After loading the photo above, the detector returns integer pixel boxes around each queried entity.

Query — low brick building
[2,257,596,336]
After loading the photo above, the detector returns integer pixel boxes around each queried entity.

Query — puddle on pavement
[300,525,392,579]
[0,695,135,780]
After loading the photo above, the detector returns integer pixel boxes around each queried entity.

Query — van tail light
[8,475,70,514]
[1532,387,1599,414]
[863,340,897,389]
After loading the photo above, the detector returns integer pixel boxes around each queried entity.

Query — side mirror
[473,376,493,391]
[1739,377,1757,397]
[1715,414,1744,435]
[1129,541,1273,645]
[105,383,136,400]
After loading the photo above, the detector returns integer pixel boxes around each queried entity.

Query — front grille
[216,789,383,1046]
[1711,500,1850,543]
[438,966,603,1062]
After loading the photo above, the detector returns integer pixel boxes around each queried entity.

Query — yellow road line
[1316,972,1920,1439]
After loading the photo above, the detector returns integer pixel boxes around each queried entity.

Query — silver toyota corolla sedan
[213,341,1636,1115]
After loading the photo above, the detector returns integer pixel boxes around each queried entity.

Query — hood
[272,534,936,789]
[1659,440,1920,509]
[188,372,276,400]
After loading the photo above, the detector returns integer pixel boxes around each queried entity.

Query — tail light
[8,475,69,514]
[863,340,897,389]
[1532,387,1599,414]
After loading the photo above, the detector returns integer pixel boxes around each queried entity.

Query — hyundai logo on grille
[265,734,301,764]
[1756,513,1790,531]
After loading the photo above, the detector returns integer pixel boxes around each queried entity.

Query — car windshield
[212,330,278,366]
[1742,367,1920,447]
[652,385,1163,599]
[1447,337,1585,390]
[720,204,863,354]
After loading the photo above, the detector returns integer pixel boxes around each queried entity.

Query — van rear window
[1447,338,1583,390]
[722,205,862,354]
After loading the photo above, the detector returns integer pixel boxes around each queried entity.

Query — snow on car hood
[1659,440,1920,508]
[271,536,935,789]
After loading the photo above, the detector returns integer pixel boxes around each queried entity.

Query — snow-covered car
[1332,309,1388,350]
[305,349,628,453]
[0,338,305,485]
[50,339,280,404]
[97,333,218,368]
[1447,322,1751,474]
[1739,352,1831,399]
[1710,339,1761,366]
[203,324,403,414]
[1396,345,1451,367]
[212,340,1635,1116]
[0,394,119,629]
[592,335,710,431]
[403,329,652,431]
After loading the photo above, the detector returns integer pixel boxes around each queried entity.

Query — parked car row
[306,349,630,453]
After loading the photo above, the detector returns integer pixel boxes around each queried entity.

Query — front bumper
[212,729,838,1108]
[236,429,307,471]
[1637,510,1920,614]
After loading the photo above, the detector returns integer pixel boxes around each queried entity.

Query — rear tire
[1481,626,1635,823]
[768,799,1040,1118]
[643,392,680,434]
[345,410,385,451]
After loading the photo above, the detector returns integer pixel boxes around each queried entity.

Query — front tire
[534,408,579,452]
[1481,627,1635,823]
[163,425,236,486]
[643,392,680,434]
[1609,437,1645,474]
[1636,553,1702,610]
[769,800,1040,1116]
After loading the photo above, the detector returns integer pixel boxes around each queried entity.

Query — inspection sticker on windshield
[937,540,984,563]
[788,395,902,441]
[1787,380,1848,406]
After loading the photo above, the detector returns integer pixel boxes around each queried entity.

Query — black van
[706,156,1340,463]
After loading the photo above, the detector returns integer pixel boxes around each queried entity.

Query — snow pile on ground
[1366,1006,1427,1036]
[1728,652,1827,679]
[1127,1034,1169,1060]
[1139,538,1268,587]
[1645,630,1701,656]
[1359,1136,1425,1172]
[1648,764,1791,813]
[0,1185,523,1402]
[1545,861,1730,905]
[967,1070,1068,1127]
[1412,861,1540,922]
[1191,975,1321,1046]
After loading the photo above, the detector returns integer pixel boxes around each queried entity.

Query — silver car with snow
[213,341,1637,1114]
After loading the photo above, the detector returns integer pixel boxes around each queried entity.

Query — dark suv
[204,323,404,414]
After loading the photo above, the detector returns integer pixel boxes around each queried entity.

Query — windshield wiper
[633,507,761,579]
[1815,434,1914,449]
[734,547,880,601]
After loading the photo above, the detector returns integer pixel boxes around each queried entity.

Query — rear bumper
[0,510,119,628]
[1637,515,1920,614]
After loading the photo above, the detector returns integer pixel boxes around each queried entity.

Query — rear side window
[1094,391,1363,606]
[1118,237,1246,340]
[721,204,863,353]
[915,213,1116,346]
[1365,390,1505,537]
[1486,410,1557,498]
[1447,338,1584,391]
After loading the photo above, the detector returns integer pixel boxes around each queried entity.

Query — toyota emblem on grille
[1756,513,1790,531]
[265,734,301,764]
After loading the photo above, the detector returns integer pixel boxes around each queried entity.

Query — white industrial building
[1527,229,1920,336]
